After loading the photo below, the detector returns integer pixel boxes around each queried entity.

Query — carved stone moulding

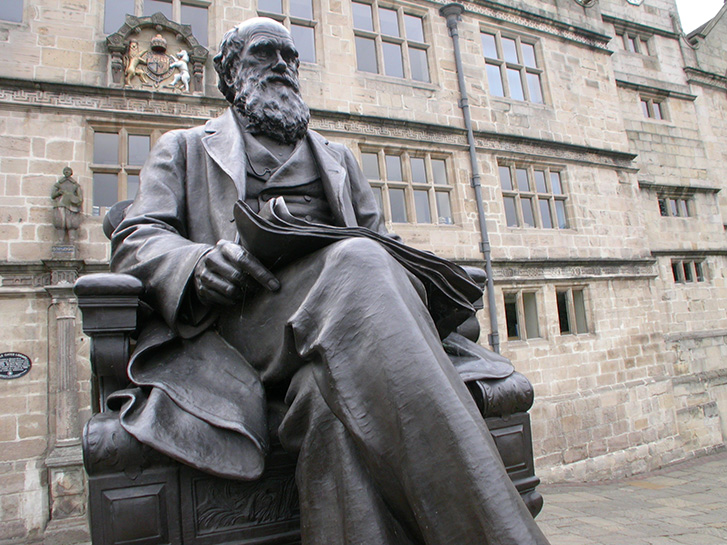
[106,12,209,94]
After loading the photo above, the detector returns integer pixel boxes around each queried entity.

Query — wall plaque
[0,352,32,379]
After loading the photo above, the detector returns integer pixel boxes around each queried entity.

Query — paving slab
[537,451,727,544]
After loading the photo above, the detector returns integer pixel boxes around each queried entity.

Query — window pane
[410,157,426,184]
[641,100,651,117]
[522,292,539,338]
[93,173,119,211]
[290,0,313,19]
[389,188,407,222]
[550,172,563,194]
[653,102,663,120]
[436,191,453,224]
[259,0,283,13]
[378,7,399,37]
[555,200,567,229]
[499,166,513,191]
[361,153,380,179]
[94,132,119,165]
[695,262,705,282]
[128,135,150,166]
[504,197,518,227]
[104,0,134,33]
[504,293,520,339]
[432,159,448,185]
[409,47,429,82]
[539,198,553,228]
[678,199,689,217]
[414,190,431,223]
[355,36,378,73]
[556,291,571,334]
[516,168,529,191]
[521,43,537,68]
[291,24,315,63]
[481,33,498,59]
[352,2,373,31]
[382,42,404,78]
[181,4,208,46]
[683,262,694,282]
[501,37,518,63]
[669,199,678,216]
[671,262,681,282]
[658,198,668,216]
[527,72,543,103]
[486,63,504,97]
[627,36,637,52]
[385,155,402,181]
[127,174,140,201]
[144,0,172,19]
[404,14,424,42]
[371,186,383,212]
[573,290,588,333]
[534,170,547,193]
[507,68,524,100]
[521,197,535,227]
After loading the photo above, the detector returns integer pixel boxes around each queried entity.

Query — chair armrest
[74,273,144,409]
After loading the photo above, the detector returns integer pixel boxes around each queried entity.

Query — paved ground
[537,451,727,545]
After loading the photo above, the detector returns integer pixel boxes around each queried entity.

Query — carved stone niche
[105,12,208,93]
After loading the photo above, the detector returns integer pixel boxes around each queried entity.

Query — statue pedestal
[44,443,89,545]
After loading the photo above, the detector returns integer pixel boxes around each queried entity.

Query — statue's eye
[252,44,275,60]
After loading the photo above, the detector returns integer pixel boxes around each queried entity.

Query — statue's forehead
[245,28,295,47]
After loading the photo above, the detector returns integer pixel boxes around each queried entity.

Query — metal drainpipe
[440,3,500,354]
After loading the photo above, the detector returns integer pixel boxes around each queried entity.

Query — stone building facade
[0,0,725,542]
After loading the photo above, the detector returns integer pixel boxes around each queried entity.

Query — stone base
[43,516,90,545]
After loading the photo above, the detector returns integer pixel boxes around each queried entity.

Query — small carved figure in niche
[124,40,148,86]
[168,50,191,93]
[51,167,83,243]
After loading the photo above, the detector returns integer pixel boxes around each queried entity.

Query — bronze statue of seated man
[109,17,551,545]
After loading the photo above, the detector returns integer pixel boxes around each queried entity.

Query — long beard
[234,68,310,145]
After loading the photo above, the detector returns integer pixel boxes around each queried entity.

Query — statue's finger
[220,243,280,292]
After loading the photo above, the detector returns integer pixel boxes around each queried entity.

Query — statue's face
[235,25,301,93]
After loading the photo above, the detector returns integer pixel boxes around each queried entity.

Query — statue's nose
[271,51,287,73]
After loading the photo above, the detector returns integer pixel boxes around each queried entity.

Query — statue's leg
[220,238,550,545]
[279,364,420,545]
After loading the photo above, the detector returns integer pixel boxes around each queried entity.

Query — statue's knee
[329,237,390,266]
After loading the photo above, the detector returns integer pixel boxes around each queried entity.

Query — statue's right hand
[193,241,280,307]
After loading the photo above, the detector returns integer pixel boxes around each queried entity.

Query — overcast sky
[675,0,724,32]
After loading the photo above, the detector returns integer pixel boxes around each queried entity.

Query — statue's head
[213,18,310,144]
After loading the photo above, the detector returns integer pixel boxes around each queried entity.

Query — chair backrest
[102,200,134,241]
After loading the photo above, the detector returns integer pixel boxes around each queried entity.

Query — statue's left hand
[194,241,280,307]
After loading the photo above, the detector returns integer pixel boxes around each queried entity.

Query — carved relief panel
[106,13,208,94]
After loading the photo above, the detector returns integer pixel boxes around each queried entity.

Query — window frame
[0,0,23,23]
[104,0,210,45]
[657,195,692,218]
[498,163,568,230]
[503,289,541,341]
[555,286,589,336]
[258,0,318,64]
[481,28,544,104]
[359,148,455,225]
[671,259,706,284]
[89,125,168,216]
[352,0,431,83]
[616,30,652,56]
[640,96,666,120]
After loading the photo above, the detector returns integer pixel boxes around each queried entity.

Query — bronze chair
[74,200,542,545]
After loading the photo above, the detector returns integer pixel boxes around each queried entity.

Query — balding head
[213,17,297,103]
